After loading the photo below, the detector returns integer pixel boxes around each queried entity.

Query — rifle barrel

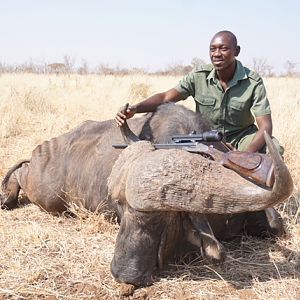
[112,142,208,150]
[172,131,223,142]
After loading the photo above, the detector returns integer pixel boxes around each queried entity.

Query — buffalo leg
[1,172,21,209]
[1,161,29,209]
[244,208,285,237]
[188,213,226,262]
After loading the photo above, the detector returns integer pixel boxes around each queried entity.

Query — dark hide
[0,103,285,286]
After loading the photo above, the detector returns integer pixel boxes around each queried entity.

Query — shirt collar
[207,60,248,87]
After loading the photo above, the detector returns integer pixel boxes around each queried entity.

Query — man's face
[209,34,239,71]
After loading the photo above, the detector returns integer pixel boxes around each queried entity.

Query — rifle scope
[171,130,223,143]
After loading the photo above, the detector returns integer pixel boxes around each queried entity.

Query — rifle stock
[202,147,274,188]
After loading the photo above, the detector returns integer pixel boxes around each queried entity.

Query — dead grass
[0,205,299,299]
[129,82,152,101]
[0,74,299,299]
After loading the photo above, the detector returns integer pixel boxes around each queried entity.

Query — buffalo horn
[119,103,140,144]
[120,132,293,214]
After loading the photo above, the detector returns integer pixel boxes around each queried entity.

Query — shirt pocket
[228,99,253,127]
[230,99,244,111]
[196,95,216,106]
[195,95,218,124]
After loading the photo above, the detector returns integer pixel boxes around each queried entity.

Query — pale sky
[1,0,299,74]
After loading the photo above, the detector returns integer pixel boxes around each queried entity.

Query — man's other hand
[115,104,137,127]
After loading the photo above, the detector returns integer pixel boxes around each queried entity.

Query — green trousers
[226,125,284,155]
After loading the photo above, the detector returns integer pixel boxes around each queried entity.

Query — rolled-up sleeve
[174,72,196,99]
[251,80,271,116]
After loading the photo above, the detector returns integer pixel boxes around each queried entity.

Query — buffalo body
[1,104,292,286]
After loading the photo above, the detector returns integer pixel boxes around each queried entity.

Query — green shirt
[175,60,271,141]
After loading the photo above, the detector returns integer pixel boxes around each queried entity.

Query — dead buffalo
[0,104,293,286]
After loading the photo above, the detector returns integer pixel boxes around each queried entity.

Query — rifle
[113,130,274,188]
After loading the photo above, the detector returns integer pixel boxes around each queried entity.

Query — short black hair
[212,31,238,47]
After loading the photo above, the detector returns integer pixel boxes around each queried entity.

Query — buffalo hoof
[0,194,18,210]
[0,193,7,208]
[201,240,226,264]
[265,207,286,237]
[245,208,286,238]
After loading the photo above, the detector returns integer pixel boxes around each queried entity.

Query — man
[115,30,282,154]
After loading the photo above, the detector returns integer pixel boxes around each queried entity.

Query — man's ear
[235,46,241,57]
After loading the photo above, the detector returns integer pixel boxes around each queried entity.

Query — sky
[1,0,299,74]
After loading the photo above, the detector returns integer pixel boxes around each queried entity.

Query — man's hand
[114,88,183,127]
[115,104,137,127]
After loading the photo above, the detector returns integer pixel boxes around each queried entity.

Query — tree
[63,55,75,73]
[78,60,89,75]
[47,63,66,74]
[284,60,298,77]
[190,57,206,69]
[163,61,192,76]
[95,63,115,75]
[251,58,274,77]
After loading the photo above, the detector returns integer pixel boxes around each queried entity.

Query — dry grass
[0,74,299,299]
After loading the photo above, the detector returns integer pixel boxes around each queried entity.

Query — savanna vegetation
[0,73,299,299]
